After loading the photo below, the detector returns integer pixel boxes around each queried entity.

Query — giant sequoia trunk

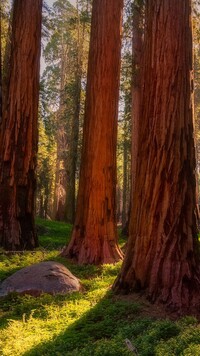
[0,0,42,250]
[114,0,200,311]
[0,8,2,124]
[61,0,124,264]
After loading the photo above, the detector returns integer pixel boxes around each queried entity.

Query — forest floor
[0,219,199,356]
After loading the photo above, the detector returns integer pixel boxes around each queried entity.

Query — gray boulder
[0,261,81,297]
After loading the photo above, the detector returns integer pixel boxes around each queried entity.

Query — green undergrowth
[36,217,72,250]
[0,219,199,355]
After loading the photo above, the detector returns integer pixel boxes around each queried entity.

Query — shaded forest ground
[0,219,199,356]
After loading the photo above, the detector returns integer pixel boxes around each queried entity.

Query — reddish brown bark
[114,0,200,312]
[0,7,2,125]
[0,0,42,250]
[131,0,144,198]
[61,0,124,264]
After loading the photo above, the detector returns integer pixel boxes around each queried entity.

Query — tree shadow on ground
[22,290,143,356]
[1,273,196,355]
[21,289,187,356]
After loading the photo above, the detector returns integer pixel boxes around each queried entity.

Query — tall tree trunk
[53,41,68,221]
[122,122,129,228]
[39,193,44,219]
[61,0,124,264]
[122,92,131,230]
[122,0,144,237]
[116,185,122,225]
[65,76,81,224]
[0,0,42,250]
[66,1,86,224]
[131,0,143,201]
[114,0,200,311]
[0,5,2,125]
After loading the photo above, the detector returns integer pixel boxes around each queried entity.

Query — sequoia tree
[61,0,124,264]
[0,6,2,124]
[114,0,200,311]
[0,0,42,250]
[131,0,143,197]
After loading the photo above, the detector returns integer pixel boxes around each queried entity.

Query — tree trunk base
[113,269,200,315]
[61,233,123,265]
[0,214,38,251]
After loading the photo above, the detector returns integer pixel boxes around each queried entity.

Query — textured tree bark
[61,0,124,264]
[0,0,42,250]
[114,0,200,312]
[131,0,144,198]
[0,8,2,125]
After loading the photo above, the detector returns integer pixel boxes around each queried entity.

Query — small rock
[0,261,81,297]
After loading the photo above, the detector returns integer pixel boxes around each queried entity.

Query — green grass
[36,217,72,249]
[0,219,199,356]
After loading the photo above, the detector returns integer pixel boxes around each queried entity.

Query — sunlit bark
[62,0,124,264]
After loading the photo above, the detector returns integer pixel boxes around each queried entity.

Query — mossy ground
[0,219,199,356]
